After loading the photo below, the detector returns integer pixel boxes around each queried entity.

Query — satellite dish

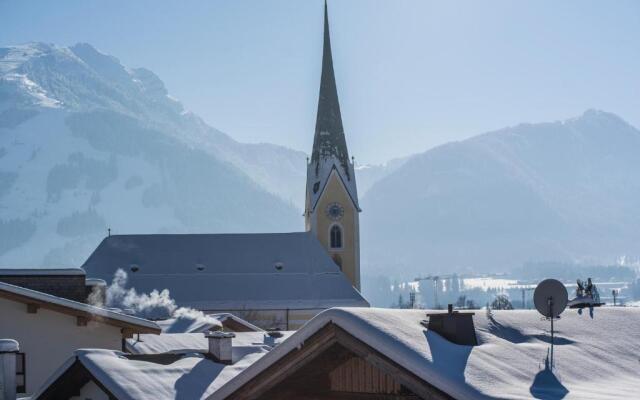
[533,279,568,370]
[534,279,568,318]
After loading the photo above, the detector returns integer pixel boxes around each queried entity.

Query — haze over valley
[1,43,639,291]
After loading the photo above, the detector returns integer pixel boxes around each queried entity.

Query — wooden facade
[226,323,453,400]
[329,356,406,395]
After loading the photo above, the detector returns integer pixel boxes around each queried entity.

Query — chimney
[204,331,235,364]
[425,304,478,346]
[0,339,19,400]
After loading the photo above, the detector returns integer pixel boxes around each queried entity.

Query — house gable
[34,359,117,400]
[224,323,452,400]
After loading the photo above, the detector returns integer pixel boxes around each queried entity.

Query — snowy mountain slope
[361,110,640,275]
[0,43,304,266]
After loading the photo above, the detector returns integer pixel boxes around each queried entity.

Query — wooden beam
[27,303,39,314]
[121,328,135,339]
[77,316,88,326]
[228,323,339,399]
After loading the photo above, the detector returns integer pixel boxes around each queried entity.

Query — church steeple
[306,1,361,291]
[311,1,350,178]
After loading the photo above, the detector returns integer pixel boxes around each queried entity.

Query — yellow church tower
[305,1,361,290]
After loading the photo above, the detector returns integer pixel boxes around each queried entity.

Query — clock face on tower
[326,202,345,221]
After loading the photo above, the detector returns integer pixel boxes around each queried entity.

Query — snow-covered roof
[0,267,85,276]
[212,307,640,400]
[31,347,267,400]
[82,232,368,310]
[0,339,19,352]
[156,313,262,334]
[126,331,294,355]
[0,281,159,333]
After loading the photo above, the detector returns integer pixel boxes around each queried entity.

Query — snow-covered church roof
[213,307,640,400]
[82,232,368,310]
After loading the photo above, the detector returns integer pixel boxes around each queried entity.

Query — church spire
[311,0,351,179]
[305,1,361,291]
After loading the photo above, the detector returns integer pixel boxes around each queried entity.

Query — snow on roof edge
[0,281,159,332]
[0,267,86,276]
[214,313,264,332]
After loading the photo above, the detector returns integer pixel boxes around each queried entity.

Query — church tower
[305,1,361,290]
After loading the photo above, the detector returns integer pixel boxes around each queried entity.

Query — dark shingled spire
[311,0,351,179]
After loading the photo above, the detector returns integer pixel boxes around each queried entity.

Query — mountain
[361,110,640,276]
[0,43,306,266]
[355,156,408,197]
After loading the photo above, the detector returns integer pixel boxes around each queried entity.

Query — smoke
[87,285,105,308]
[98,268,215,323]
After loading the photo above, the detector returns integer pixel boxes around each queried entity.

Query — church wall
[313,171,360,290]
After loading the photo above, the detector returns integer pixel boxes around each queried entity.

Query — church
[82,2,368,330]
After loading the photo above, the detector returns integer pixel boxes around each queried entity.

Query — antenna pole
[548,296,554,369]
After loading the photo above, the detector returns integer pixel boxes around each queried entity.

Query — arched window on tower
[330,225,343,249]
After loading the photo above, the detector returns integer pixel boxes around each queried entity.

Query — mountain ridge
[361,109,640,276]
[0,42,306,266]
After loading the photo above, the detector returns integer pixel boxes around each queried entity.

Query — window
[16,352,25,393]
[330,225,343,249]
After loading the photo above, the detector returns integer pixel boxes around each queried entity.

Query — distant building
[81,1,367,330]
[0,281,159,396]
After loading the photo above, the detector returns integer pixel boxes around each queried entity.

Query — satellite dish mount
[533,279,568,368]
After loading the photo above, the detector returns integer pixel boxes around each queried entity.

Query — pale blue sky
[2,0,639,163]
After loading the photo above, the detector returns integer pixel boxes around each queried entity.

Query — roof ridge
[0,280,159,331]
